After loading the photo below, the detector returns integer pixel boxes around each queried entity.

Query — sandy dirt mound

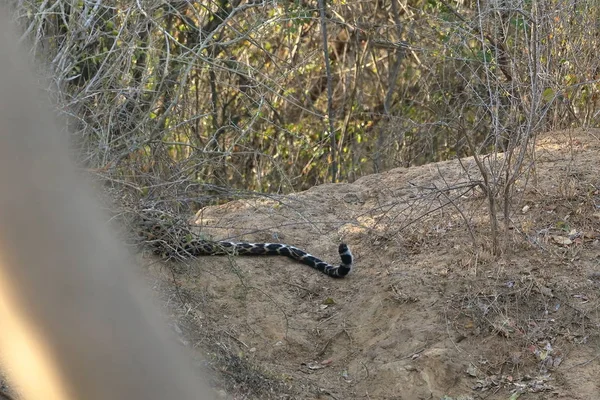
[145,127,600,399]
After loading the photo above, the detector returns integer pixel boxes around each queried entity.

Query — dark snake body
[180,240,353,278]
[139,212,353,278]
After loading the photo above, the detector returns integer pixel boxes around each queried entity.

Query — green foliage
[15,0,600,199]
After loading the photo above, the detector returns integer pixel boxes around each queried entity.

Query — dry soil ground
[144,128,600,400]
[10,127,591,400]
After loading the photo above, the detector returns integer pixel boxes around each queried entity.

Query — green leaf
[542,88,555,102]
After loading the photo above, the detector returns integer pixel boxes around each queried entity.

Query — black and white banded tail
[232,242,354,278]
[179,240,354,278]
[138,212,353,278]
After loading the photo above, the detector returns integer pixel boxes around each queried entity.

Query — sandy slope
[146,127,600,399]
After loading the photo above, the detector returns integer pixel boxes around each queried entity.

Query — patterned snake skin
[138,210,353,278]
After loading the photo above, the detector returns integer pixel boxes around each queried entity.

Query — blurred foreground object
[0,7,212,400]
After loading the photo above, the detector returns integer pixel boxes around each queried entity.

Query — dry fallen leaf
[551,235,572,246]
